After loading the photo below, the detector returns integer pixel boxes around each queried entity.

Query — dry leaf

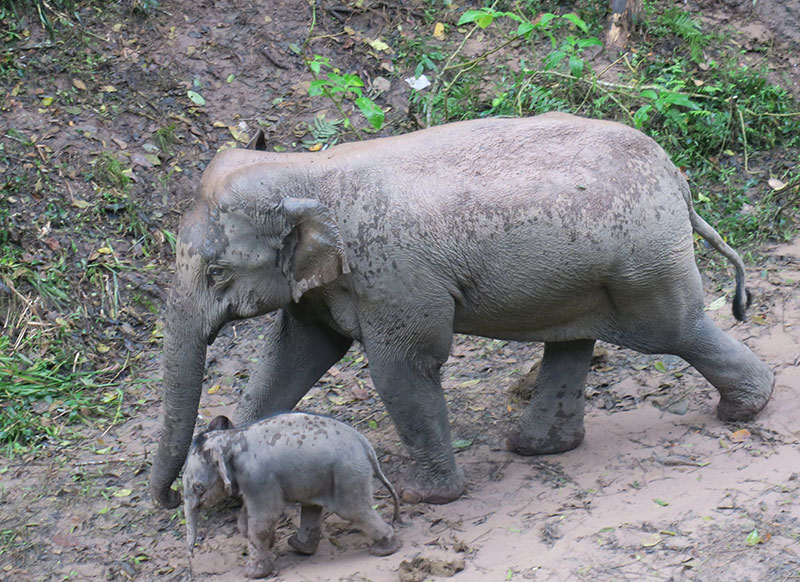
[142,153,161,166]
[768,178,787,191]
[208,384,221,395]
[308,142,323,152]
[730,428,751,443]
[641,533,663,547]
[72,78,87,91]
[433,22,446,39]
[367,38,390,52]
[228,126,250,143]
[351,386,370,400]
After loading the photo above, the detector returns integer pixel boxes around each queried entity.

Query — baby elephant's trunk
[184,498,199,554]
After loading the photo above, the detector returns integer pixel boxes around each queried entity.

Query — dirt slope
[1,0,798,581]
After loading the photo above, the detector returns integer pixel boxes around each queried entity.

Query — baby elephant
[183,412,402,578]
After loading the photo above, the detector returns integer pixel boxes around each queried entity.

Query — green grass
[0,335,124,456]
[395,2,800,247]
[0,8,132,458]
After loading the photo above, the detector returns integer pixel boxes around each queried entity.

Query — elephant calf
[183,413,401,579]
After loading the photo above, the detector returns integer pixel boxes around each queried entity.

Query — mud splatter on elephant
[149,113,773,508]
[183,413,400,578]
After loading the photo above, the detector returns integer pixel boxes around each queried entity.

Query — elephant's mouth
[206,304,237,345]
[207,324,223,345]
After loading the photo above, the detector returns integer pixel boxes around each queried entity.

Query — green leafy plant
[302,114,343,150]
[307,55,385,134]
[654,7,709,63]
[397,3,800,246]
[154,123,177,155]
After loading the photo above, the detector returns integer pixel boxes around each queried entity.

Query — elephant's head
[183,416,236,551]
[149,143,350,509]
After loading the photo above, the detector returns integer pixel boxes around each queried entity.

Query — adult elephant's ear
[278,197,350,302]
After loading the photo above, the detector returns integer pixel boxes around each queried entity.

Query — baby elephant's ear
[207,415,233,432]
[211,446,237,496]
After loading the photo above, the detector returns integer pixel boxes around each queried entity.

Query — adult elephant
[149,113,773,509]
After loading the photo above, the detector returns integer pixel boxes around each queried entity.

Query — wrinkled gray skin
[151,113,774,509]
[183,413,401,579]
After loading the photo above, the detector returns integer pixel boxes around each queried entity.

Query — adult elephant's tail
[689,209,751,322]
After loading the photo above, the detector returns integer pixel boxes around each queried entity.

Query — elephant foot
[244,556,276,579]
[506,425,584,456]
[288,530,321,555]
[717,370,774,421]
[369,533,402,557]
[399,465,465,504]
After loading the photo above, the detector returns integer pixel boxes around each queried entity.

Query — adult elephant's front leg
[236,308,353,425]
[365,332,463,504]
[507,339,595,455]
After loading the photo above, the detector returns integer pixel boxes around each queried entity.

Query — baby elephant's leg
[336,502,400,556]
[333,467,401,556]
[361,509,403,556]
[360,508,401,556]
[238,503,248,537]
[288,504,323,555]
[243,510,279,578]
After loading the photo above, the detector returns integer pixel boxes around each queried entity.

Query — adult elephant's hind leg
[670,314,773,421]
[507,339,595,456]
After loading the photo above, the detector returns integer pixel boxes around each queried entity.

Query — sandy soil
[2,245,797,582]
[168,240,800,582]
[1,0,798,581]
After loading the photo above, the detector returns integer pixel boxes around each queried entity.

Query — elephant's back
[249,412,366,459]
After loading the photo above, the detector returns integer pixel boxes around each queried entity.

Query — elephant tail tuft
[689,208,750,322]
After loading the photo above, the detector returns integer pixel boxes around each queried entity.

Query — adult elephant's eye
[193,483,205,495]
[207,265,225,281]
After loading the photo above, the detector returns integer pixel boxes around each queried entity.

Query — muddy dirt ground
[1,0,799,581]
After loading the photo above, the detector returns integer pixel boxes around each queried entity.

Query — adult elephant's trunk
[149,295,208,509]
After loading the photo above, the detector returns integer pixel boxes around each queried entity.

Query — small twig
[73,457,129,467]
[3,279,41,321]
[742,109,800,118]
[622,53,637,75]
[736,106,759,174]
[352,410,380,427]
[425,1,499,125]
[445,34,520,72]
[659,388,693,412]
